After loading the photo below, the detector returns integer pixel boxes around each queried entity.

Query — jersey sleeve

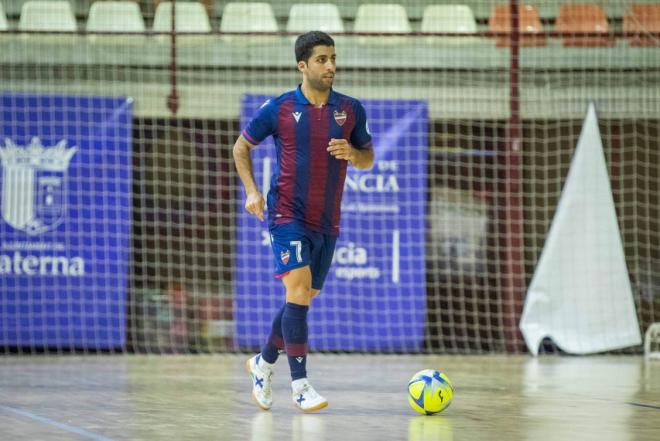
[242,99,277,145]
[350,101,373,150]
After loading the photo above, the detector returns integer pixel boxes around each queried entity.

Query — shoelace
[262,369,273,398]
[297,383,319,400]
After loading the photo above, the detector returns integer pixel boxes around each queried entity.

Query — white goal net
[0,0,658,354]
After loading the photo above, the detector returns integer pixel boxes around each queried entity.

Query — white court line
[0,404,116,441]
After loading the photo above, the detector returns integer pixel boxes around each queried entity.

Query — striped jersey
[242,85,372,235]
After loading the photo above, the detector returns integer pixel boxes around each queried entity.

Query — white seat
[220,2,278,44]
[0,2,8,31]
[153,1,211,44]
[86,1,146,44]
[421,5,482,46]
[353,4,411,44]
[19,0,77,32]
[286,4,344,34]
[18,0,77,43]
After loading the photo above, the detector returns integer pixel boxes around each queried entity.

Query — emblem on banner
[333,110,347,126]
[280,250,290,265]
[0,137,78,235]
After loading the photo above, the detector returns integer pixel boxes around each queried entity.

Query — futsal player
[233,31,374,412]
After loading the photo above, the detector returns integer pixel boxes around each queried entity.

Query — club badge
[333,110,347,126]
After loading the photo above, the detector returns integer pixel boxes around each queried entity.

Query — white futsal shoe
[246,354,273,410]
[291,378,328,413]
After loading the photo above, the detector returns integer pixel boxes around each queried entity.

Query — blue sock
[281,302,309,381]
[260,304,286,364]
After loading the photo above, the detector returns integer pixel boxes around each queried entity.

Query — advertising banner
[0,93,132,349]
[236,96,427,351]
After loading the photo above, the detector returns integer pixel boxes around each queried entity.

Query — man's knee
[289,285,312,302]
[283,268,313,304]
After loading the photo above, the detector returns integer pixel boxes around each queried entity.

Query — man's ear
[297,60,306,72]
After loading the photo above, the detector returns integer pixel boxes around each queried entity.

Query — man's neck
[301,83,330,108]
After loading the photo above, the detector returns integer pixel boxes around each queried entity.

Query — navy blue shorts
[269,222,338,290]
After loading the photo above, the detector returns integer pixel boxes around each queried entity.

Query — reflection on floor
[0,354,658,441]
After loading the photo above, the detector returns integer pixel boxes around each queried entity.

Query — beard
[309,75,334,91]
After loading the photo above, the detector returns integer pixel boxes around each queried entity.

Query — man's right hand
[245,191,266,221]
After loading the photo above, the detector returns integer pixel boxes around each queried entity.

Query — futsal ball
[407,369,453,415]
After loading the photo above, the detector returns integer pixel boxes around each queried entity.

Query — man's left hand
[327,138,355,162]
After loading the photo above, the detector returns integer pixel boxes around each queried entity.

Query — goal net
[0,0,658,354]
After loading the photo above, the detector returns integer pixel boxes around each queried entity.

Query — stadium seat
[19,0,77,32]
[150,0,215,20]
[623,4,660,47]
[488,4,546,47]
[353,4,411,44]
[421,5,482,46]
[86,1,146,44]
[286,4,344,34]
[0,2,7,31]
[153,1,212,44]
[555,3,613,47]
[219,2,278,43]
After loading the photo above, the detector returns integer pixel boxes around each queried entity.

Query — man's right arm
[233,135,265,221]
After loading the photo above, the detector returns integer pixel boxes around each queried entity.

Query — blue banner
[0,93,132,350]
[235,96,427,352]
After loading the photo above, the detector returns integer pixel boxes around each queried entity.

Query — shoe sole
[295,400,328,413]
[246,358,272,411]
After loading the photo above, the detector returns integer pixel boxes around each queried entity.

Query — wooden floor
[0,354,658,440]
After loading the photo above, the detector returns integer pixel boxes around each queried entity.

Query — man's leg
[247,304,282,410]
[282,267,328,412]
[260,303,286,364]
[281,267,313,380]
[248,223,311,410]
[246,302,286,409]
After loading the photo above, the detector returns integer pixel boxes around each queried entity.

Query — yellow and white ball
[407,369,453,415]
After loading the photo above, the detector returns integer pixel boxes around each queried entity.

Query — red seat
[555,3,613,47]
[623,4,660,47]
[488,4,546,47]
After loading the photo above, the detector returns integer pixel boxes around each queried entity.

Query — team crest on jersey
[333,111,347,126]
[280,250,290,264]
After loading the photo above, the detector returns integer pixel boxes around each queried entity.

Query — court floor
[0,354,658,440]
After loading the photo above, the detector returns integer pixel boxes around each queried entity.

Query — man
[233,31,374,413]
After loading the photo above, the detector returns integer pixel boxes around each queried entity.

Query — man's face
[299,45,336,91]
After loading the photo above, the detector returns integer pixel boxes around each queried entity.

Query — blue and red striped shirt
[242,86,372,235]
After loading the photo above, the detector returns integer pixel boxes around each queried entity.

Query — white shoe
[292,379,328,413]
[246,354,273,410]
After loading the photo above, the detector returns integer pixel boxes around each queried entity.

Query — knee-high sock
[282,302,309,381]
[260,304,286,364]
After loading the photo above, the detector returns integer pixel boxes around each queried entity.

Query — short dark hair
[295,31,335,63]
